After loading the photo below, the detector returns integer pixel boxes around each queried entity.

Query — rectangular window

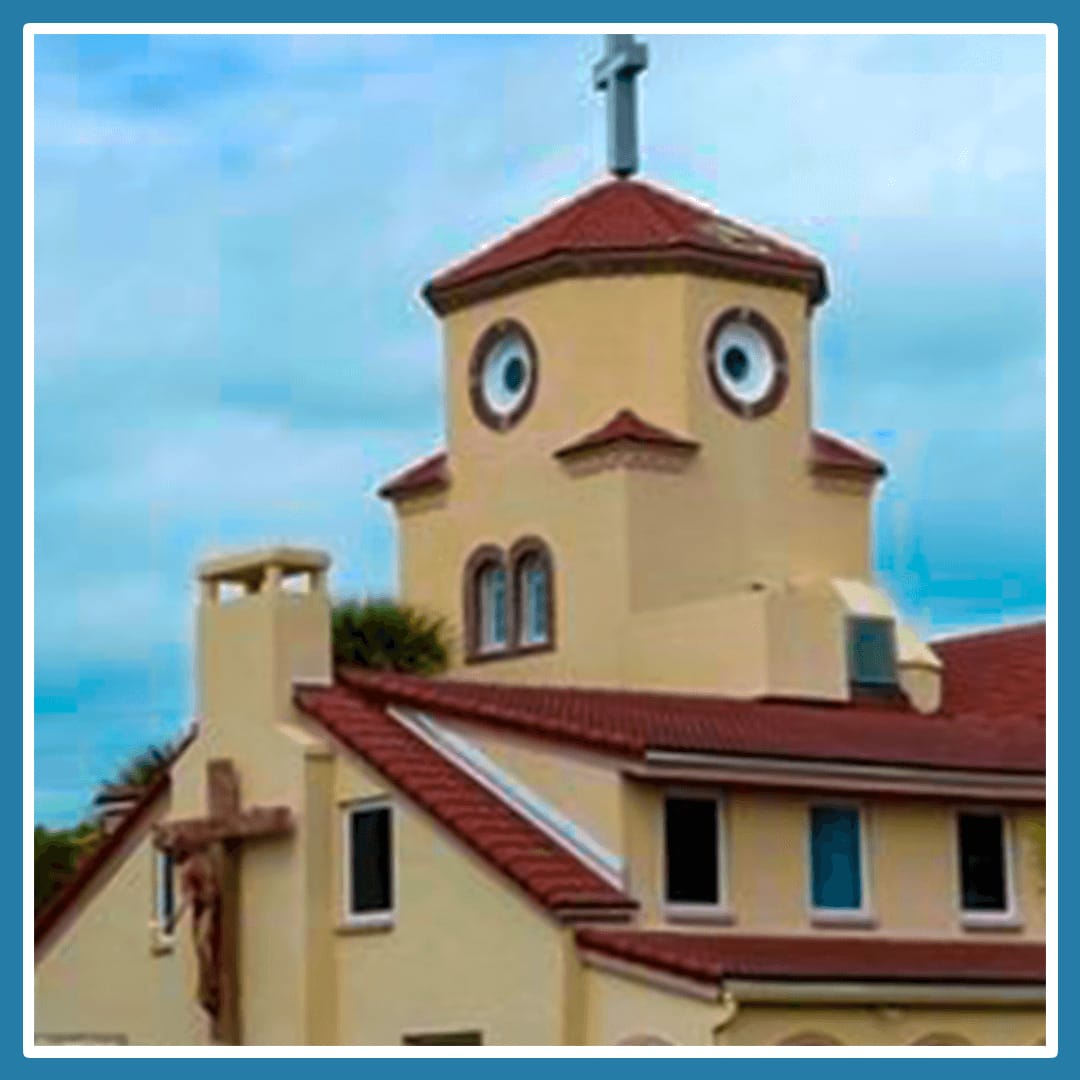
[155,850,176,931]
[810,805,864,911]
[846,616,898,689]
[346,802,393,919]
[664,796,720,906]
[403,1031,484,1046]
[958,812,1008,912]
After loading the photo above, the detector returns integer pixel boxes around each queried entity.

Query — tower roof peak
[423,176,827,315]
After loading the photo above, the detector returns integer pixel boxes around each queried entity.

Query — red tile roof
[934,624,1046,728]
[295,685,635,917]
[333,620,1045,774]
[577,928,1045,985]
[555,409,700,459]
[810,430,886,479]
[377,451,450,501]
[424,178,828,314]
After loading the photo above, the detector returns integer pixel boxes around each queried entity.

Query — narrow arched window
[519,554,550,645]
[463,545,509,662]
[510,538,554,651]
[478,562,508,651]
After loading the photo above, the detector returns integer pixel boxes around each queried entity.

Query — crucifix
[153,759,293,1045]
[593,34,649,178]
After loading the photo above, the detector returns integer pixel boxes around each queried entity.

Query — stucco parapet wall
[197,547,331,588]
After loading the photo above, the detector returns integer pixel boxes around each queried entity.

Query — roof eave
[423,247,828,316]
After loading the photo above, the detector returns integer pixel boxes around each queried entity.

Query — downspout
[711,988,740,1043]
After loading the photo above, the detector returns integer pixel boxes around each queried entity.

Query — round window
[470,321,538,430]
[705,309,789,418]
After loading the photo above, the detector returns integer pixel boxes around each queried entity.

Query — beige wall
[717,1002,1045,1047]
[623,780,1044,940]
[329,751,569,1046]
[34,792,210,1046]
[392,268,896,700]
[580,967,1044,1046]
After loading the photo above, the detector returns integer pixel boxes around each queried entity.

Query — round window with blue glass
[470,320,539,430]
[704,308,789,419]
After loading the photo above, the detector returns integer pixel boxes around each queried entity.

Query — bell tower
[379,36,942,712]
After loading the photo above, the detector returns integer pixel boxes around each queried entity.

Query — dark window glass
[846,617,898,688]
[959,813,1007,911]
[350,805,393,915]
[158,851,175,926]
[664,797,719,905]
[404,1031,484,1046]
[810,805,863,910]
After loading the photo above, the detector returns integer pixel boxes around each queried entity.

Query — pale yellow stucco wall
[622,780,1045,940]
[580,968,1044,1047]
[716,1002,1045,1047]
[391,268,904,700]
[34,790,210,1046]
[328,751,571,1046]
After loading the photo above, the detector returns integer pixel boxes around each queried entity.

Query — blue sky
[34,33,1047,826]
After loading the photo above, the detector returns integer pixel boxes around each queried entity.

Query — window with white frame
[957,811,1011,916]
[809,804,865,913]
[663,795,724,909]
[345,801,394,921]
[155,849,176,933]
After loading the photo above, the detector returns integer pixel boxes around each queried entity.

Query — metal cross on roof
[592,34,649,178]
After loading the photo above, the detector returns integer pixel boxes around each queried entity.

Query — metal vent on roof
[846,616,898,689]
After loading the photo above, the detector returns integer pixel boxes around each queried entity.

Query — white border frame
[805,800,875,928]
[953,807,1023,931]
[660,788,734,924]
[340,796,396,930]
[24,22,1056,1058]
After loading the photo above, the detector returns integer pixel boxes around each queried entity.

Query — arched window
[511,537,555,651]
[463,546,508,660]
[777,1032,844,1046]
[478,563,508,651]
[911,1034,972,1046]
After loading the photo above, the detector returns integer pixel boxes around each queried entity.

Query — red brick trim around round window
[703,308,789,420]
[469,319,539,432]
[509,536,556,657]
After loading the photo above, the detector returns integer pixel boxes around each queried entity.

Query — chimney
[195,547,333,751]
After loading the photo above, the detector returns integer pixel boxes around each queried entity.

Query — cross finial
[593,34,649,178]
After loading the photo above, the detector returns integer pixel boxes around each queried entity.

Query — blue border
[13,2,1069,1070]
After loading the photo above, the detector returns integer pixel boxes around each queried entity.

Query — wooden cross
[153,759,293,1045]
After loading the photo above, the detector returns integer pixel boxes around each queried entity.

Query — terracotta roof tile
[335,622,1045,774]
[424,178,828,313]
[577,928,1045,985]
[810,430,886,479]
[295,686,635,916]
[934,623,1046,727]
[377,451,449,501]
[554,409,700,459]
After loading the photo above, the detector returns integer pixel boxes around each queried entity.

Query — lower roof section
[576,928,1046,988]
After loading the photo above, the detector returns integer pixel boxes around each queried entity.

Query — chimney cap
[197,546,331,585]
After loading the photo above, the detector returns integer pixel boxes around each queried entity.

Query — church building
[34,36,1045,1047]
